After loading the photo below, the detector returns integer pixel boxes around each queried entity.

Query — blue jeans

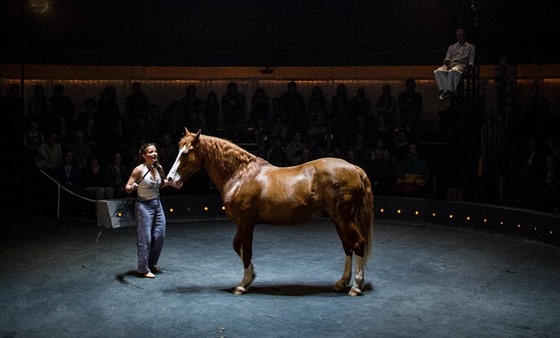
[135,198,166,274]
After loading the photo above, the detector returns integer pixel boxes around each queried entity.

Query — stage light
[169,208,174,213]
[432,212,436,217]
[380,208,384,213]
[222,206,226,211]
[397,209,402,214]
[415,211,419,215]
[466,216,471,221]
[117,212,122,217]
[483,218,488,223]
[517,224,521,228]
[500,221,504,225]
[204,206,209,211]
[449,214,453,219]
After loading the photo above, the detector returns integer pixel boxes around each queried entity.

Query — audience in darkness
[8,78,558,215]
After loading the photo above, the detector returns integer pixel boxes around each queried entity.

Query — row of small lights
[117,205,556,238]
[117,205,226,218]
[377,207,556,237]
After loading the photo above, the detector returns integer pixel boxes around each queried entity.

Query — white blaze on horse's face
[167,145,188,182]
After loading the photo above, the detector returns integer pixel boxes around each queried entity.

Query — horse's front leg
[234,260,255,295]
[334,255,352,292]
[232,224,256,295]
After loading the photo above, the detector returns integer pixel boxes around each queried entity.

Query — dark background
[1,0,559,66]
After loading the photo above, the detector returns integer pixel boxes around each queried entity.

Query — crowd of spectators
[2,79,559,215]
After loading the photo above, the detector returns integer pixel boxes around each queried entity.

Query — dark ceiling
[1,0,558,66]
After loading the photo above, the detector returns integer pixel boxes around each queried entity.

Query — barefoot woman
[125,143,182,278]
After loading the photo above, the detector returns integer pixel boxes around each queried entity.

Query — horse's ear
[184,127,189,135]
[193,129,201,143]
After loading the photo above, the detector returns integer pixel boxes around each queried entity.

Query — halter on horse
[168,128,374,296]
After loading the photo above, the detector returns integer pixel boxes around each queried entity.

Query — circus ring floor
[1,195,560,338]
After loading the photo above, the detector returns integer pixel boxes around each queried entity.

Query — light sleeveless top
[137,164,161,201]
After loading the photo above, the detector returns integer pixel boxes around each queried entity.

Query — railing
[39,169,97,220]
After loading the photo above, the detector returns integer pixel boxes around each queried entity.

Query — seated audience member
[55,149,83,192]
[330,83,351,142]
[373,113,393,147]
[306,95,328,138]
[77,98,97,133]
[285,132,307,166]
[279,81,306,134]
[397,78,423,130]
[49,84,76,130]
[395,143,430,197]
[24,119,44,153]
[67,130,93,171]
[434,27,475,100]
[36,132,63,175]
[181,84,205,132]
[105,152,129,198]
[392,129,411,165]
[350,87,371,120]
[55,149,84,215]
[83,157,114,200]
[267,136,288,167]
[376,85,397,128]
[296,147,312,165]
[249,87,270,127]
[221,82,246,137]
[348,133,371,170]
[269,114,290,146]
[368,140,395,196]
[306,86,328,139]
[27,84,49,126]
[82,117,100,150]
[306,137,326,161]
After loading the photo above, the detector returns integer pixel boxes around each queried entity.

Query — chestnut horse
[167,128,374,296]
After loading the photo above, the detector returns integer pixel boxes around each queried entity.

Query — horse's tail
[356,167,374,264]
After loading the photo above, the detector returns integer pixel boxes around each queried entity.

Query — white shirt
[445,41,475,66]
[137,164,161,200]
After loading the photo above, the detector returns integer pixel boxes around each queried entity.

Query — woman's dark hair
[138,143,156,155]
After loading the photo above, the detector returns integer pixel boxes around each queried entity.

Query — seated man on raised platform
[434,27,475,100]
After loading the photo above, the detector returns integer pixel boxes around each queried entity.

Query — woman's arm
[124,166,142,193]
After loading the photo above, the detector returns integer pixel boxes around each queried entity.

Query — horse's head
[167,128,202,183]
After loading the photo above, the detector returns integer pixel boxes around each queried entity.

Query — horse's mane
[199,135,260,175]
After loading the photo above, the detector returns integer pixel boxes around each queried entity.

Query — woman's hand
[126,182,138,193]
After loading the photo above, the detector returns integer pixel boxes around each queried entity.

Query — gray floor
[1,214,560,338]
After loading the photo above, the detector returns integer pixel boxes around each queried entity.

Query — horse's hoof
[234,286,247,295]
[348,286,362,296]
[333,284,345,292]
[333,280,349,292]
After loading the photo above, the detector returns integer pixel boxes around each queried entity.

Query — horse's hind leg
[232,225,256,295]
[334,255,352,291]
[333,220,354,292]
[333,217,367,296]
[349,255,365,296]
